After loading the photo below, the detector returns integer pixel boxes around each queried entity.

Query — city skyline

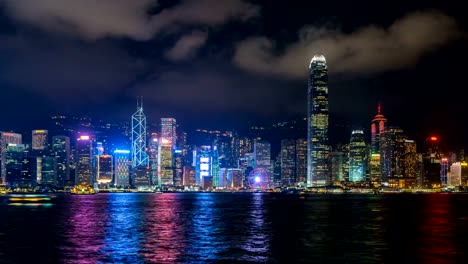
[0,1,466,150]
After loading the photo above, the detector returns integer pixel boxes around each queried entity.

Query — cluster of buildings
[0,55,467,192]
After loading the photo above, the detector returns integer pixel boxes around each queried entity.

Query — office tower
[174,149,183,186]
[52,136,70,188]
[238,137,253,158]
[423,136,442,188]
[148,135,159,186]
[161,118,177,148]
[330,151,345,182]
[131,98,148,167]
[349,130,367,182]
[212,146,220,187]
[461,162,468,186]
[0,132,22,185]
[370,103,387,186]
[381,127,407,187]
[295,139,307,185]
[97,155,113,187]
[39,157,57,185]
[95,142,104,156]
[32,130,48,150]
[402,140,417,188]
[307,55,329,186]
[218,168,228,188]
[254,141,271,185]
[449,162,462,186]
[183,166,196,186]
[21,157,39,184]
[202,176,213,190]
[5,143,28,186]
[195,146,212,186]
[440,157,449,186]
[227,169,243,189]
[133,167,151,189]
[158,138,174,186]
[76,135,93,186]
[280,139,296,186]
[113,149,131,188]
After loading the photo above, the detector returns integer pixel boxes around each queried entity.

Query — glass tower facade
[131,98,148,167]
[349,130,367,182]
[307,55,329,186]
[52,135,70,188]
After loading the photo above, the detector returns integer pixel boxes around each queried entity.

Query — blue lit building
[195,146,212,186]
[113,149,131,188]
[349,130,367,182]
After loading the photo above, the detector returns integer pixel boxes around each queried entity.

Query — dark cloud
[165,31,208,61]
[233,11,461,77]
[1,0,259,40]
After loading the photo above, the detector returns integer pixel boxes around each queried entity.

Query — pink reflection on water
[60,196,107,264]
[141,193,186,263]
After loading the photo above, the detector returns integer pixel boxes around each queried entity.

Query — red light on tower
[430,136,438,141]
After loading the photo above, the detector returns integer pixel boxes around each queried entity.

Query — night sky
[0,0,467,148]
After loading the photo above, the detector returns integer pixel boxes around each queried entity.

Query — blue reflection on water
[99,193,142,263]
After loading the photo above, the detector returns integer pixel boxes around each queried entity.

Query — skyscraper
[97,155,113,186]
[195,146,212,186]
[381,127,407,187]
[52,135,70,188]
[132,98,148,167]
[113,149,131,188]
[370,103,387,186]
[161,118,177,148]
[0,132,22,185]
[76,135,93,186]
[280,139,296,186]
[349,130,367,182]
[307,55,329,186]
[254,141,271,185]
[32,130,48,150]
[158,138,174,186]
[295,139,307,185]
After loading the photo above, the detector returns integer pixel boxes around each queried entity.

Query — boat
[7,193,55,205]
[70,185,96,195]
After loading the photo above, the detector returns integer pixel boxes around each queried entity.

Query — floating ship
[70,185,96,195]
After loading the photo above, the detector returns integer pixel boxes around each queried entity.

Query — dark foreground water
[0,193,467,263]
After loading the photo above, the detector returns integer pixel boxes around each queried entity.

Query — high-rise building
[75,135,93,186]
[461,162,468,186]
[449,162,462,186]
[1,132,22,185]
[280,139,296,186]
[254,141,271,185]
[330,151,345,182]
[212,146,220,187]
[182,166,196,186]
[195,146,212,186]
[148,135,159,187]
[370,104,387,186]
[349,130,367,182]
[32,130,48,150]
[441,157,449,186]
[295,139,307,185]
[38,157,57,185]
[161,118,177,148]
[133,167,151,189]
[113,149,131,188]
[238,137,253,159]
[307,55,329,186]
[423,136,442,188]
[5,143,28,187]
[131,98,148,167]
[174,149,184,186]
[158,138,174,186]
[381,127,409,188]
[402,139,418,188]
[52,136,70,188]
[97,155,113,186]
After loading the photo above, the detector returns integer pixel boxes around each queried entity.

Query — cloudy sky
[0,0,466,146]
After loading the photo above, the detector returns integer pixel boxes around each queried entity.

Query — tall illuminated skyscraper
[0,132,22,185]
[349,130,367,182]
[32,130,48,150]
[161,118,177,148]
[113,149,131,188]
[158,138,174,186]
[132,98,148,167]
[307,55,329,186]
[280,139,296,186]
[75,135,93,186]
[52,135,70,188]
[97,155,113,187]
[370,103,387,186]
